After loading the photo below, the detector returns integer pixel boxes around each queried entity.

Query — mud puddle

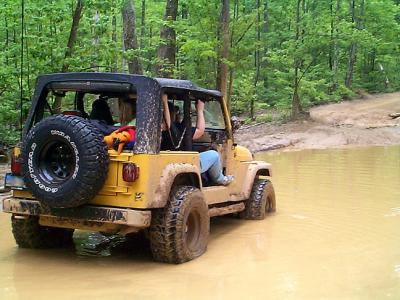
[1,146,400,299]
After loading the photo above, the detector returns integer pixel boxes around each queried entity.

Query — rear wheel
[149,186,209,264]
[241,179,276,220]
[11,215,74,248]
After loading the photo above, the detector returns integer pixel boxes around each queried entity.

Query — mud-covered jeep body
[2,73,275,263]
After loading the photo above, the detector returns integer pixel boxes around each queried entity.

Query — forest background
[0,0,399,145]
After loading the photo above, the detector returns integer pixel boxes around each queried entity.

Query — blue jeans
[199,150,225,184]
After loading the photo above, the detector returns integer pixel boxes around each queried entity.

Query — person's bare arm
[193,100,205,140]
[162,93,171,129]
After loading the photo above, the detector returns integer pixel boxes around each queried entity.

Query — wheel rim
[185,209,201,252]
[38,140,75,184]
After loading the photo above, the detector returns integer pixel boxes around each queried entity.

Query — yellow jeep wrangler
[2,73,275,263]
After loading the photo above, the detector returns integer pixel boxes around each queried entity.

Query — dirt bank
[235,92,400,152]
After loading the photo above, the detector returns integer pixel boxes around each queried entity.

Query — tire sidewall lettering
[21,115,109,208]
[28,140,59,194]
[26,129,80,194]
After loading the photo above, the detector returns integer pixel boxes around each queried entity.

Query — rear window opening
[43,90,137,128]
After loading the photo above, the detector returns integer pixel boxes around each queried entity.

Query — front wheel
[149,186,210,264]
[241,179,276,220]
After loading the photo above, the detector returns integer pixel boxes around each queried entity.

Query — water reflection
[74,232,126,257]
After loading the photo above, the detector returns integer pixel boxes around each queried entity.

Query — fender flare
[242,161,272,199]
[152,163,202,208]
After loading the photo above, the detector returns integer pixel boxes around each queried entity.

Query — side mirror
[230,116,243,133]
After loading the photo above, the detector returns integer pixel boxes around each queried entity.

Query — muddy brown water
[0,146,399,299]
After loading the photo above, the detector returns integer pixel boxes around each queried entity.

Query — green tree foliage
[0,0,400,144]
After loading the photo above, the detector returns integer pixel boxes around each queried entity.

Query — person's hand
[193,100,205,140]
[196,100,204,112]
[162,93,171,129]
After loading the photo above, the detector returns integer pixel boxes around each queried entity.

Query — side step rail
[208,202,245,218]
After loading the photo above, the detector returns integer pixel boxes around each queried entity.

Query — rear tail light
[62,110,82,117]
[11,148,21,176]
[122,163,140,182]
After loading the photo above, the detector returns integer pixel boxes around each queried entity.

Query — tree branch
[235,21,255,45]
[297,51,322,85]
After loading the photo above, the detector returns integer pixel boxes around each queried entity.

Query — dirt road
[235,92,400,152]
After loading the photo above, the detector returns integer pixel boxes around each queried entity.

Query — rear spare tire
[21,115,109,208]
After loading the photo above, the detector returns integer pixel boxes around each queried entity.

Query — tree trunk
[5,15,9,65]
[24,25,31,93]
[146,26,153,73]
[92,11,100,71]
[140,0,146,49]
[255,0,261,86]
[13,16,17,69]
[345,0,356,89]
[216,4,222,87]
[121,33,127,72]
[292,68,301,118]
[370,49,376,72]
[61,0,83,73]
[182,2,188,19]
[227,68,234,109]
[262,0,269,90]
[122,0,143,75]
[53,0,84,113]
[329,1,334,71]
[291,0,302,119]
[50,16,53,69]
[177,2,189,78]
[345,42,357,88]
[230,0,238,48]
[226,0,238,111]
[345,0,363,88]
[216,0,230,100]
[251,0,261,120]
[111,1,117,72]
[156,0,179,78]
[332,0,341,91]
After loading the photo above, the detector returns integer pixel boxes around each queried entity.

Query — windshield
[168,99,225,130]
[203,101,225,129]
[189,101,225,130]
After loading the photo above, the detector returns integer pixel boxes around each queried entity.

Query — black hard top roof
[155,78,222,98]
[36,72,223,99]
[24,73,224,153]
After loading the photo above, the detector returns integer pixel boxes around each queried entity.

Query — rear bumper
[2,197,151,229]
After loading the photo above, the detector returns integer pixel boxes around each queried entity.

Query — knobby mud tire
[149,186,210,264]
[241,179,276,220]
[21,115,109,208]
[11,215,74,248]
